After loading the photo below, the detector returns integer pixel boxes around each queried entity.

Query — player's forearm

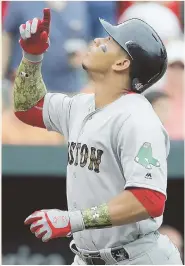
[13,56,47,112]
[70,191,149,233]
[81,190,149,230]
[108,190,149,226]
[70,189,165,233]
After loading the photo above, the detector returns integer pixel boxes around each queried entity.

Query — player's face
[82,36,129,73]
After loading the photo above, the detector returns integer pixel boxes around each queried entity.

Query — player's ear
[112,58,130,72]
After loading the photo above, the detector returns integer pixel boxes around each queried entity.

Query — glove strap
[23,52,43,63]
[69,210,85,233]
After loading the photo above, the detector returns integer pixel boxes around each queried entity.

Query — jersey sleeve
[43,93,74,139]
[118,115,170,196]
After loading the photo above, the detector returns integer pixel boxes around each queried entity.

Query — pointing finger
[42,8,51,30]
[40,31,48,42]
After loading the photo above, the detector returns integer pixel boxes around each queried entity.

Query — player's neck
[90,73,130,109]
[94,83,130,109]
[94,90,123,109]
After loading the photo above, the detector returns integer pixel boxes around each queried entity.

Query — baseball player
[14,8,182,265]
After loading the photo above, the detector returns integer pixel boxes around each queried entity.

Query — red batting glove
[19,8,51,55]
[24,209,72,242]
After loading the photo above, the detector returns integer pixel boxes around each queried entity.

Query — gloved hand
[19,8,51,55]
[24,209,72,242]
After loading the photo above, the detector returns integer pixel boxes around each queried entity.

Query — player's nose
[93,38,101,47]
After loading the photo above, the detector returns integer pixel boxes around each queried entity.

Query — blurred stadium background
[2,1,184,265]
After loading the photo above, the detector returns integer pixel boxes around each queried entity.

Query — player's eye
[106,36,111,42]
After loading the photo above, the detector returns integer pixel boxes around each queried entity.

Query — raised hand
[19,8,51,55]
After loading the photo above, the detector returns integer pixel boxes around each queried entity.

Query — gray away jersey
[43,92,170,251]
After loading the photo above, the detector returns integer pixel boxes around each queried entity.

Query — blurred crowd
[2,1,184,145]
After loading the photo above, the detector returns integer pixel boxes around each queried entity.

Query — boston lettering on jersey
[68,142,104,173]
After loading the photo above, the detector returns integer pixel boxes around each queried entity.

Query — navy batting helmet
[99,18,167,93]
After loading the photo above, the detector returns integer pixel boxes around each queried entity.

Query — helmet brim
[99,18,133,59]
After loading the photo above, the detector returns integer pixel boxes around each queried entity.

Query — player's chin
[82,58,90,71]
[82,62,88,71]
[82,56,101,73]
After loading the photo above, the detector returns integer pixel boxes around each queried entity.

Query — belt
[71,243,129,265]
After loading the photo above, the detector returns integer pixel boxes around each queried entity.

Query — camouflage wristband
[69,204,112,233]
[82,204,112,230]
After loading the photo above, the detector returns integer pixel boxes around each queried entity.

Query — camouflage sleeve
[69,204,112,233]
[13,58,47,112]
[82,204,112,229]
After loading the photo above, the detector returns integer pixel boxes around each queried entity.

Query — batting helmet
[99,18,167,93]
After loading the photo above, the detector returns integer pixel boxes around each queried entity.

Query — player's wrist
[69,204,112,233]
[82,203,112,229]
[69,210,85,233]
[23,51,44,63]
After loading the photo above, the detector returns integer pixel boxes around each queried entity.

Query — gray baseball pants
[71,232,182,265]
